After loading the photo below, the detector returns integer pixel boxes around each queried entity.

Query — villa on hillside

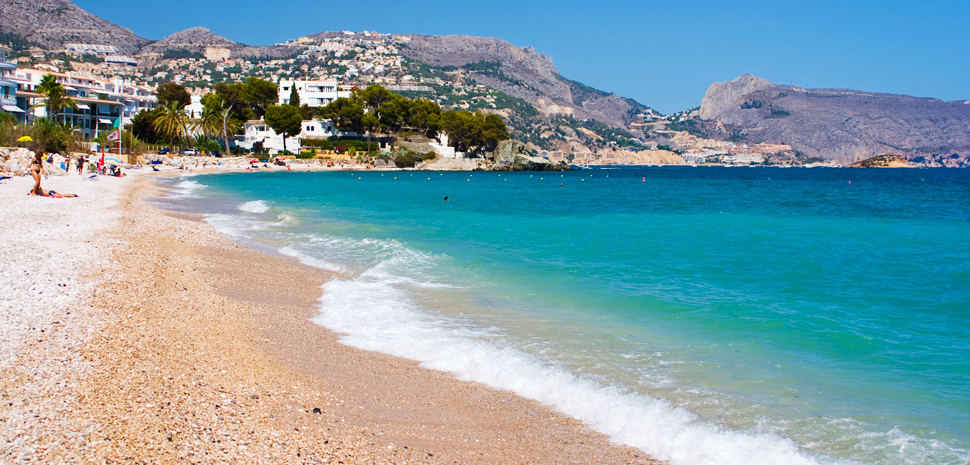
[278,79,352,107]
[234,119,339,154]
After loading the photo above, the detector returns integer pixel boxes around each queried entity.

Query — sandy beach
[0,170,660,464]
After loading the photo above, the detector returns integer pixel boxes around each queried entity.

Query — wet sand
[1,173,661,463]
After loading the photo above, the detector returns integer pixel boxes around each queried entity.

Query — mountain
[397,34,655,129]
[0,0,148,54]
[696,75,970,164]
[137,27,295,61]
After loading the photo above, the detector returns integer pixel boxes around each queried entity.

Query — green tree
[288,86,300,108]
[245,77,279,118]
[440,110,508,153]
[481,113,509,152]
[319,98,365,134]
[353,84,394,111]
[153,101,190,151]
[130,108,160,144]
[156,82,192,107]
[33,74,76,125]
[264,104,302,153]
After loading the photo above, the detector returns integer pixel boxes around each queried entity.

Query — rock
[488,140,569,171]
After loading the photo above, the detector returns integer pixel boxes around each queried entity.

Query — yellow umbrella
[17,136,32,142]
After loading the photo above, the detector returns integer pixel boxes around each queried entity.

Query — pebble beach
[0,169,660,464]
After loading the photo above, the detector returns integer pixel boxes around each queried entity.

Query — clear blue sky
[76,0,970,114]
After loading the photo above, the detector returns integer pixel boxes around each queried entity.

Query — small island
[849,154,915,168]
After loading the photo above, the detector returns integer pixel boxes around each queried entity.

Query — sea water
[153,166,970,465]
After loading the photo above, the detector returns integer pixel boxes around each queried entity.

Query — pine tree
[288,85,301,108]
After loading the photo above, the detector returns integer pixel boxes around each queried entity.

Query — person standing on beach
[30,152,46,196]
[76,155,84,174]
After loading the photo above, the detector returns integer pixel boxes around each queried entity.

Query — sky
[75,0,970,114]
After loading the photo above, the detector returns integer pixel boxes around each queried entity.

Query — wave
[167,179,206,198]
[239,200,270,213]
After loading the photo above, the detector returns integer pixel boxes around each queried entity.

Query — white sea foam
[277,213,299,227]
[204,214,268,237]
[311,246,854,465]
[167,179,206,198]
[239,200,269,213]
[279,245,347,273]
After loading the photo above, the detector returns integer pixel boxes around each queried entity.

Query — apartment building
[278,79,352,107]
[0,46,22,121]
[10,68,157,139]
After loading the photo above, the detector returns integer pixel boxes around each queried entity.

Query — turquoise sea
[155,166,970,465]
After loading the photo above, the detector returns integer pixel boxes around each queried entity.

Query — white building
[233,119,337,154]
[278,79,352,107]
[429,132,457,158]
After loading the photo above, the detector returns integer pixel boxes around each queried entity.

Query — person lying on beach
[28,188,79,198]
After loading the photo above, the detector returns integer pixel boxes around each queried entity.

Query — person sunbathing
[28,187,79,198]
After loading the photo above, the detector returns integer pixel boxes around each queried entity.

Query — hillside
[695,75,970,165]
[137,27,295,61]
[398,34,655,130]
[0,0,148,54]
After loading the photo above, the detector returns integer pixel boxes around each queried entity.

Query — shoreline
[1,172,660,463]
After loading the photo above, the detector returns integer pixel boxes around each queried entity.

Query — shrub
[393,152,418,168]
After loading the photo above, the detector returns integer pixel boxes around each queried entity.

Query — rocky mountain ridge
[398,34,653,130]
[695,75,970,164]
[0,0,147,54]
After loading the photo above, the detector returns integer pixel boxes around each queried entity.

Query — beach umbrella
[104,157,122,166]
[17,136,32,142]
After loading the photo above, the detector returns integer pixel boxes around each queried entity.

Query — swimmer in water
[444,196,449,201]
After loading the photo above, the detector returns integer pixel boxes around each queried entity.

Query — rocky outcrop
[697,75,970,165]
[0,0,148,55]
[699,74,774,121]
[848,155,914,168]
[488,140,569,171]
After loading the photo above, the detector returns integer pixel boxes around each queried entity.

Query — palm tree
[33,74,77,125]
[217,104,242,155]
[193,103,221,140]
[153,101,189,151]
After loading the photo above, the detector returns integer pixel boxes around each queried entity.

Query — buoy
[642,177,645,181]
[394,177,397,179]
[848,181,851,184]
